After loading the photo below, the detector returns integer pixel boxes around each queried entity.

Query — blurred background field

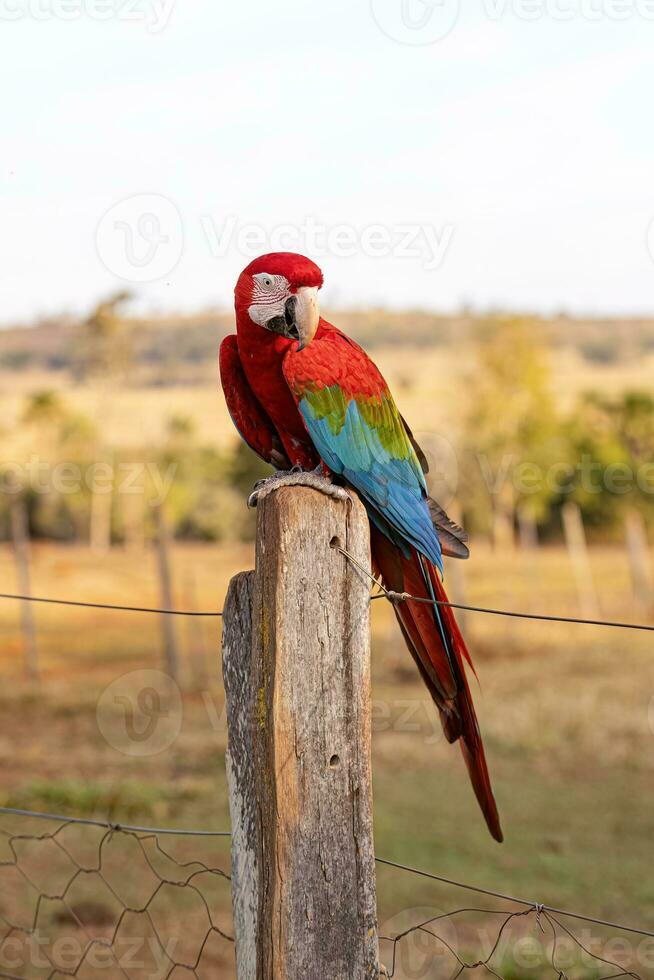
[1,304,653,977]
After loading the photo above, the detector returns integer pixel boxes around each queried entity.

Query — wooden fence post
[153,502,180,681]
[122,492,146,552]
[90,474,113,553]
[517,507,539,552]
[9,495,39,681]
[624,509,653,611]
[222,486,379,979]
[561,501,599,618]
[517,506,540,612]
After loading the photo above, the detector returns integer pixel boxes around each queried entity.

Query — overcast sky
[2,0,654,323]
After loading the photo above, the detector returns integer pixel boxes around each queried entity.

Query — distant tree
[148,427,273,544]
[16,390,100,541]
[75,291,134,382]
[228,439,272,498]
[22,389,67,429]
[562,390,654,533]
[21,390,97,451]
[462,317,561,543]
[166,414,196,442]
[22,390,70,459]
[59,412,98,452]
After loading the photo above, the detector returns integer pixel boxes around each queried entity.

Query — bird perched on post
[219,252,503,842]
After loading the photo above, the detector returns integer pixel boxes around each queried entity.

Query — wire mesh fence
[376,858,653,979]
[2,582,654,632]
[0,810,234,980]
[2,808,653,979]
[1,552,653,977]
[378,904,647,979]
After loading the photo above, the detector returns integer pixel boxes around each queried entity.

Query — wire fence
[0,594,222,618]
[335,545,654,634]
[376,857,653,979]
[0,808,234,980]
[1,575,654,633]
[377,900,647,979]
[1,807,652,980]
[1,547,653,976]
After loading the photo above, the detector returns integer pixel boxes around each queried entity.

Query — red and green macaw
[220,252,503,842]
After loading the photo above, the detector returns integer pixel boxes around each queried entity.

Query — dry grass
[2,321,653,975]
[3,344,653,458]
[0,539,653,978]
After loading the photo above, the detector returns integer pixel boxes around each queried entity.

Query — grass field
[1,539,653,978]
[3,343,654,457]
[1,307,653,978]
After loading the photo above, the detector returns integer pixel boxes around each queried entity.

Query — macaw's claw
[247,468,351,508]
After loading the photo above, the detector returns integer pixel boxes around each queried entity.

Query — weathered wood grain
[223,486,379,978]
[223,570,258,980]
[562,501,599,618]
[251,486,378,979]
[625,508,653,611]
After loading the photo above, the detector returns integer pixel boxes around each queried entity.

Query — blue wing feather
[297,396,443,574]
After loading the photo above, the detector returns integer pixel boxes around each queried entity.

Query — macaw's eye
[252,272,289,300]
[254,273,276,290]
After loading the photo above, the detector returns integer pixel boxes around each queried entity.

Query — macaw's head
[234,252,323,350]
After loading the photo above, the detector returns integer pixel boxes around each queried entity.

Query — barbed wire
[0,809,234,979]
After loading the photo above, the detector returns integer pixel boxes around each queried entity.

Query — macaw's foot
[247,467,351,508]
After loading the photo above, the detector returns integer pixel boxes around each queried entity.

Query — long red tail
[371,528,503,843]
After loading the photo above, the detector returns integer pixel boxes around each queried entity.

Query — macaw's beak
[266,286,320,350]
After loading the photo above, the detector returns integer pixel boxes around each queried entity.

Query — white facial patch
[248,273,290,326]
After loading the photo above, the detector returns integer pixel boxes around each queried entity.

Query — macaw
[219,252,503,842]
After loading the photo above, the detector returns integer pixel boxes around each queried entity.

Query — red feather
[220,253,503,841]
[286,326,390,400]
[371,527,503,843]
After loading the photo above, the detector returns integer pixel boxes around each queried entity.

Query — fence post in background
[222,486,379,979]
[153,502,180,681]
[517,506,540,611]
[122,493,146,551]
[90,475,113,553]
[624,509,653,612]
[9,495,38,681]
[561,501,599,618]
[492,507,515,552]
[517,507,539,552]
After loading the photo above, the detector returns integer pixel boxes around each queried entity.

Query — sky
[2,0,654,323]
